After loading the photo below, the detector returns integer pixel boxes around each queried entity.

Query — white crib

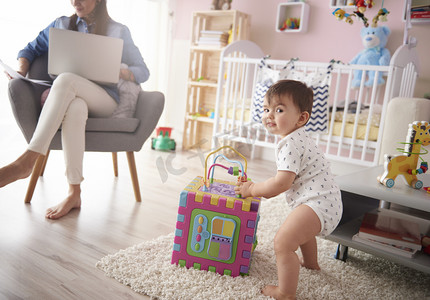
[212,40,419,166]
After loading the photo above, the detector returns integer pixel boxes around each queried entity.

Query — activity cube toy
[171,146,261,277]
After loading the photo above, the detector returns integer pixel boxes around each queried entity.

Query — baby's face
[262,94,303,138]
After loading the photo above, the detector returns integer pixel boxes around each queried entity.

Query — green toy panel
[186,208,241,264]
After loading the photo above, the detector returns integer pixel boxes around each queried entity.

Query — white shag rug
[96,196,430,300]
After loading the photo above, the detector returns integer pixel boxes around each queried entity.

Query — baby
[235,79,342,300]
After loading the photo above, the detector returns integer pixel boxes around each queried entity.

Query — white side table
[328,166,430,274]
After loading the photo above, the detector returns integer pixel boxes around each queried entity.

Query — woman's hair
[265,79,314,117]
[68,0,110,36]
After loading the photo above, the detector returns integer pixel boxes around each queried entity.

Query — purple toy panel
[199,182,236,197]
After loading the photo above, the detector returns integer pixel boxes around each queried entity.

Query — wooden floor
[0,116,276,299]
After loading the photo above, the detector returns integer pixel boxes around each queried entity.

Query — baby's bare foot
[46,191,81,220]
[262,285,295,300]
[299,256,320,270]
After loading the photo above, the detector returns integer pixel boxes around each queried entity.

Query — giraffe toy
[378,121,430,189]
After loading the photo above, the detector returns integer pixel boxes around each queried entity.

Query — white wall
[168,0,430,140]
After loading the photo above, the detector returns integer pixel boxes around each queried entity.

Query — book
[0,58,52,86]
[411,11,430,18]
[411,0,430,9]
[352,234,418,258]
[358,211,422,251]
[197,30,229,47]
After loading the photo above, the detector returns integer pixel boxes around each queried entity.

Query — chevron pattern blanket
[251,59,333,133]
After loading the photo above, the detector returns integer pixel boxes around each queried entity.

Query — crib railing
[212,41,419,166]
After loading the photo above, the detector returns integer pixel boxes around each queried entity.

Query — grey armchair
[8,54,164,203]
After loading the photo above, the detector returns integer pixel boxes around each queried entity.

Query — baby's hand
[235,181,253,198]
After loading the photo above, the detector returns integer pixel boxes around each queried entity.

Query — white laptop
[48,27,124,85]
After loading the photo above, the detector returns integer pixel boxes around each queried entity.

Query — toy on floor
[377,121,430,189]
[171,146,261,277]
[151,127,176,151]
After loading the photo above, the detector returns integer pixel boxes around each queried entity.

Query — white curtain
[108,0,173,93]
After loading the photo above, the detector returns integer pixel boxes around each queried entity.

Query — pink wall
[173,0,429,95]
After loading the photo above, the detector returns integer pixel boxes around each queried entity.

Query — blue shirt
[18,16,150,102]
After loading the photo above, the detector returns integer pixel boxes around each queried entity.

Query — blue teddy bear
[350,26,391,87]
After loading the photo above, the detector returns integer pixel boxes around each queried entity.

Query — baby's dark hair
[265,79,314,117]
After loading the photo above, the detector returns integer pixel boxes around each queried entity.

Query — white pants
[28,73,117,184]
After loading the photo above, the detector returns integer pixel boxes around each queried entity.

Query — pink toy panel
[171,176,261,277]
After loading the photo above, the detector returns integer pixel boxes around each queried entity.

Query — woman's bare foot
[262,285,295,300]
[0,151,39,187]
[46,184,81,220]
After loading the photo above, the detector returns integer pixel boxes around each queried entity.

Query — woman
[0,0,149,219]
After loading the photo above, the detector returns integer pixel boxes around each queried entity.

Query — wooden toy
[171,146,261,277]
[378,121,430,189]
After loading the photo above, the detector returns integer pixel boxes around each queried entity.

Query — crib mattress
[330,121,379,141]
[221,108,251,122]
[220,109,380,141]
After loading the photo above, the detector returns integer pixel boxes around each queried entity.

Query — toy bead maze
[171,146,261,277]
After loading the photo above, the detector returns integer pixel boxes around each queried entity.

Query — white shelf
[276,2,310,33]
[329,0,356,9]
[183,10,250,150]
[403,0,430,24]
[188,80,218,88]
[186,114,214,124]
[328,165,430,274]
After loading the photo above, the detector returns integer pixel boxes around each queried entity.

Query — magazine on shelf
[197,30,229,47]
[352,234,418,258]
[357,211,422,251]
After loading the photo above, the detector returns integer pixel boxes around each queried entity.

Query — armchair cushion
[111,64,142,119]
[85,117,140,132]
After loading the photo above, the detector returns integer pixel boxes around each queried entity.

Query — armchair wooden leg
[126,151,141,202]
[39,150,50,177]
[112,152,118,177]
[25,153,49,203]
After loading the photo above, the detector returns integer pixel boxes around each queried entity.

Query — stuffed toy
[350,25,391,87]
[211,0,232,10]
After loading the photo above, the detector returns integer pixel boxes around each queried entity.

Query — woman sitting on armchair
[0,0,149,219]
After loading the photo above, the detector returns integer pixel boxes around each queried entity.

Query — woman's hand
[4,69,26,80]
[119,68,135,82]
[17,57,29,78]
[4,57,29,80]
[4,71,13,80]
